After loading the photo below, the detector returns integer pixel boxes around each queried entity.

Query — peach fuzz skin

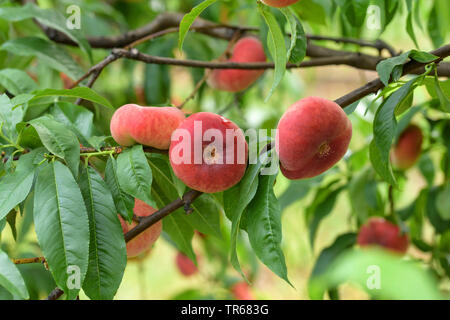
[118,199,162,258]
[276,97,352,180]
[110,104,185,150]
[262,0,299,8]
[169,112,248,193]
[357,217,409,254]
[207,37,266,92]
[175,252,198,277]
[391,124,423,170]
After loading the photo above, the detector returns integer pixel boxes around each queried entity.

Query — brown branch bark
[39,12,450,78]
[112,48,368,70]
[46,288,64,300]
[13,257,45,264]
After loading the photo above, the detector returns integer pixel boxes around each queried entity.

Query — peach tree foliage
[0,0,448,300]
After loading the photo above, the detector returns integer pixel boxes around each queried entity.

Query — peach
[261,0,299,7]
[391,124,423,170]
[110,104,185,149]
[59,72,74,89]
[231,282,253,300]
[357,217,409,254]
[276,97,352,179]
[175,252,198,277]
[169,112,248,193]
[207,37,266,92]
[119,199,162,258]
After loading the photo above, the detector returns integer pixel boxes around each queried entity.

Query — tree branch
[335,44,450,107]
[39,11,450,78]
[13,257,45,264]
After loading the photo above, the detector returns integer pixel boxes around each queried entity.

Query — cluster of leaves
[0,0,449,300]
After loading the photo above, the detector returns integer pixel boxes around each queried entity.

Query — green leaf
[418,154,435,186]
[0,151,38,221]
[116,145,156,208]
[0,69,37,95]
[151,181,195,261]
[292,0,327,25]
[29,116,80,178]
[258,2,287,102]
[49,102,95,147]
[424,77,450,100]
[149,156,221,238]
[395,105,421,140]
[224,153,267,279]
[16,123,43,150]
[178,0,218,51]
[310,248,443,300]
[335,0,370,27]
[308,233,356,299]
[405,0,419,48]
[246,174,290,284]
[0,249,29,299]
[434,74,450,113]
[426,187,450,233]
[0,37,84,80]
[104,157,134,222]
[308,186,345,248]
[0,94,24,140]
[0,3,92,62]
[427,1,446,48]
[6,210,17,241]
[281,7,307,64]
[348,167,382,223]
[377,51,410,86]
[144,38,174,105]
[369,77,418,186]
[376,50,437,86]
[33,161,90,300]
[31,88,113,109]
[436,183,450,221]
[78,166,127,300]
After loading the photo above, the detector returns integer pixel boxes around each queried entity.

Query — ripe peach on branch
[119,199,162,258]
[207,37,267,92]
[110,104,185,149]
[169,112,248,193]
[391,124,423,170]
[175,252,199,277]
[276,97,352,179]
[357,217,409,254]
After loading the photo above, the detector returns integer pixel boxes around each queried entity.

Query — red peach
[276,97,352,179]
[231,282,253,300]
[175,252,199,277]
[110,104,185,149]
[207,37,266,92]
[119,199,162,258]
[357,217,409,254]
[391,124,423,170]
[59,72,74,89]
[169,112,248,193]
[261,0,299,7]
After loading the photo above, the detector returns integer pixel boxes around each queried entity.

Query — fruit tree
[0,0,449,301]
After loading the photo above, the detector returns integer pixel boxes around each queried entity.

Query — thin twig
[46,288,64,300]
[13,257,45,264]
